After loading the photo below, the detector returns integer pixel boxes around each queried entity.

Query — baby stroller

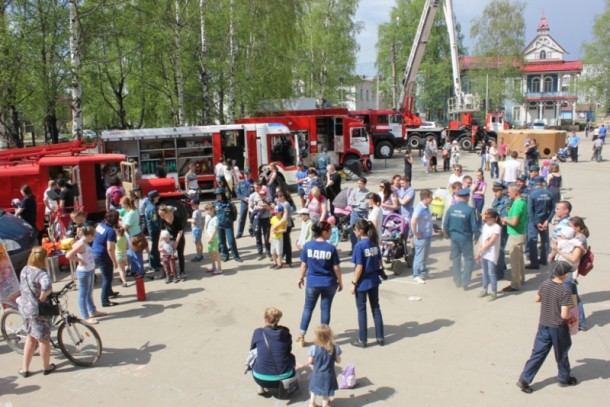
[380,213,409,264]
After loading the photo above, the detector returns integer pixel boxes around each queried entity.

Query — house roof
[523,60,583,73]
[460,56,522,70]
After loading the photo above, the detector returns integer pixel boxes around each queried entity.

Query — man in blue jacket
[443,188,480,290]
[526,176,554,269]
[144,190,162,274]
[236,169,255,239]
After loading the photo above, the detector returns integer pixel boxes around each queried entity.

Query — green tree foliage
[582,0,610,114]
[291,0,362,106]
[469,0,525,112]
[0,0,359,139]
[375,0,458,122]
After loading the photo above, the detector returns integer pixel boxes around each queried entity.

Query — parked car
[420,121,441,129]
[0,209,37,277]
[530,121,545,130]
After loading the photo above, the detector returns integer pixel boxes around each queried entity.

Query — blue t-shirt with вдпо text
[300,240,341,288]
[352,237,382,292]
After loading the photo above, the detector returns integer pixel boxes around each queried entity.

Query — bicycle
[1,280,102,367]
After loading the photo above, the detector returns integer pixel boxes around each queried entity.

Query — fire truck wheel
[374,141,394,159]
[459,137,472,151]
[407,135,423,150]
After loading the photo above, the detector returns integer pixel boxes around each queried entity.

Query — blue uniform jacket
[527,187,555,225]
[443,201,480,240]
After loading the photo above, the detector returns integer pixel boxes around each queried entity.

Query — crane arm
[396,0,440,123]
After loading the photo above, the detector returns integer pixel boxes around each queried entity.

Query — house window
[531,78,540,93]
[513,107,521,122]
[544,77,553,92]
[539,50,546,60]
[366,89,369,101]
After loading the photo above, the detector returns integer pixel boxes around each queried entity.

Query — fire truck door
[349,127,370,156]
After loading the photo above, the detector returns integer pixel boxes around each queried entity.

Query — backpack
[339,363,358,389]
[578,246,594,276]
[109,186,122,207]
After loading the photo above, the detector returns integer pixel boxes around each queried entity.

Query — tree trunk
[69,1,83,140]
[227,0,236,121]
[199,0,211,124]
[174,0,186,126]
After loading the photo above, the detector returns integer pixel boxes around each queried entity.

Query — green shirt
[507,197,527,235]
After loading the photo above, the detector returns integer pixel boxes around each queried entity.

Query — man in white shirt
[501,151,521,186]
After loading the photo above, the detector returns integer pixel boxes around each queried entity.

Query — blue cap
[148,190,159,200]
[492,182,505,189]
[456,188,471,197]
[533,176,545,183]
[529,165,540,172]
[517,174,527,181]
[215,187,225,195]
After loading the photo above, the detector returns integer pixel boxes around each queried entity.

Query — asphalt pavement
[1,132,609,406]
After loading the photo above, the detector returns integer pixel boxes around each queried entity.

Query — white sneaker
[413,276,426,284]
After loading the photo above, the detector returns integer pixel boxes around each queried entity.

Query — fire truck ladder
[0,140,96,164]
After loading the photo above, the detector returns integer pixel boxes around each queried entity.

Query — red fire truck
[236,110,373,174]
[0,141,182,231]
[100,123,300,189]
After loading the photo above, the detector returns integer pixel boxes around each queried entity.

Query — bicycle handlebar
[50,281,75,300]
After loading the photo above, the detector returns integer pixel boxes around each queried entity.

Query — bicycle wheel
[1,309,27,354]
[57,319,102,367]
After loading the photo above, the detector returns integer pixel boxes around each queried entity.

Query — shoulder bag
[26,270,59,317]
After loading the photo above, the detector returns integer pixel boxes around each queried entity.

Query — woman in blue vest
[350,218,384,348]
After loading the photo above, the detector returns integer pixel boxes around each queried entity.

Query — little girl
[475,208,501,301]
[159,230,179,283]
[204,203,221,275]
[114,228,128,287]
[66,226,106,324]
[308,324,342,407]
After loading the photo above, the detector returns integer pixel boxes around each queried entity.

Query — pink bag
[567,306,579,335]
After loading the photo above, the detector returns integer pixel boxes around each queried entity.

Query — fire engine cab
[236,110,373,174]
[100,123,298,190]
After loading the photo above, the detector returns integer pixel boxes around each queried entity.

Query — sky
[354,0,606,75]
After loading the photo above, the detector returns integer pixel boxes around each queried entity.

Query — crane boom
[396,0,440,124]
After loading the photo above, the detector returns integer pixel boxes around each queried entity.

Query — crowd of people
[12,134,594,399]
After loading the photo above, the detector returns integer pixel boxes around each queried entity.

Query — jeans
[237,201,249,237]
[569,146,578,162]
[218,224,240,260]
[76,270,96,319]
[527,222,549,267]
[519,324,572,384]
[411,236,431,278]
[176,237,185,274]
[148,230,161,271]
[355,287,384,343]
[282,227,293,265]
[450,235,475,287]
[564,273,586,330]
[508,234,526,289]
[255,217,271,256]
[128,249,145,276]
[593,147,602,162]
[490,161,499,179]
[481,259,498,294]
[94,254,114,304]
[473,197,484,226]
[299,285,337,335]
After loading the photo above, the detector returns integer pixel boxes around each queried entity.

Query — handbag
[262,329,299,397]
[131,233,149,252]
[26,271,59,317]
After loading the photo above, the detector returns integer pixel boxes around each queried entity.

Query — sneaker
[296,335,305,348]
[477,290,488,298]
[233,257,243,263]
[351,340,367,348]
[257,254,265,261]
[516,379,533,394]
[165,278,171,284]
[180,273,187,281]
[191,255,203,262]
[558,377,578,387]
[270,265,278,270]
[413,276,426,284]
[487,293,497,302]
[91,311,107,318]
[212,270,222,275]
[173,277,180,283]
